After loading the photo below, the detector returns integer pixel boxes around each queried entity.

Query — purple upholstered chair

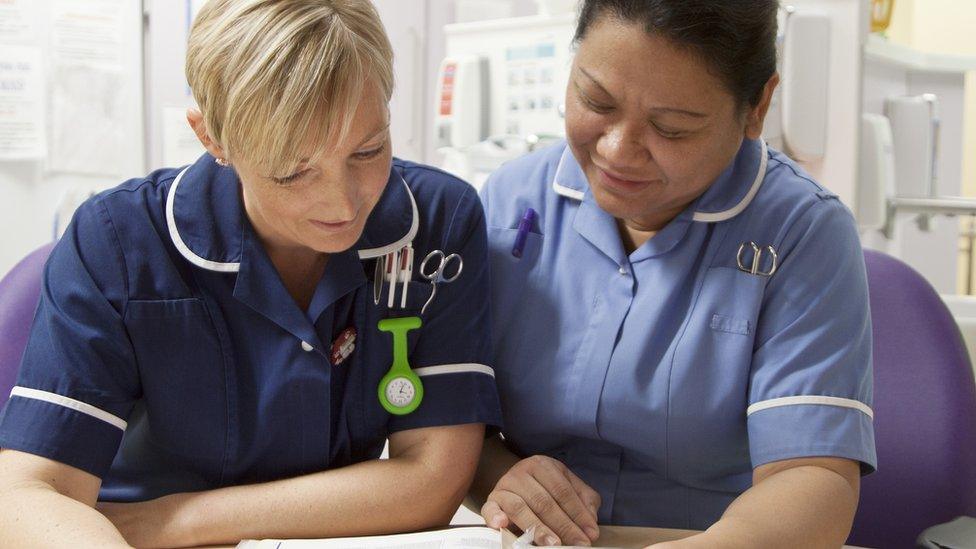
[0,242,55,410]
[848,249,976,548]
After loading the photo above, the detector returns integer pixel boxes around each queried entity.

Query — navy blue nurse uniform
[0,153,502,502]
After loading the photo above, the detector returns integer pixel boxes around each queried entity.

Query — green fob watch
[377,316,423,415]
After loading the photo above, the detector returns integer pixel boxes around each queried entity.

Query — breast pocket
[680,267,766,368]
[123,298,227,463]
[668,267,766,481]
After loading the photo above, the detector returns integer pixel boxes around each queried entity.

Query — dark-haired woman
[473,1,875,547]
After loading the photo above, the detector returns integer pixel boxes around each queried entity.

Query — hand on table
[481,454,602,547]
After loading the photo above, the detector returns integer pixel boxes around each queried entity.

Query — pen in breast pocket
[511,207,537,258]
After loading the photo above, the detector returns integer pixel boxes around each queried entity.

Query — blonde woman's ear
[186,108,228,163]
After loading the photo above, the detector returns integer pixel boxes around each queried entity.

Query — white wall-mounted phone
[781,9,831,161]
[766,7,831,162]
[435,55,490,149]
[885,94,940,198]
[858,113,896,231]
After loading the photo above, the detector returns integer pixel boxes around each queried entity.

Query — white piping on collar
[551,140,770,224]
[167,166,419,270]
[692,139,769,223]
[166,165,241,273]
[552,151,586,200]
[357,173,419,259]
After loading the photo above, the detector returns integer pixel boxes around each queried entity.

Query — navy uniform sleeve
[389,185,503,433]
[748,197,877,473]
[0,198,140,477]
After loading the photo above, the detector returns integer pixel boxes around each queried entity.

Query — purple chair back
[849,249,976,548]
[0,243,55,409]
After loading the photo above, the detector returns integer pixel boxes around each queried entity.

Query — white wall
[886,0,976,197]
[0,0,144,277]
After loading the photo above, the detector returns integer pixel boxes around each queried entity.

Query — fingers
[560,463,603,520]
[485,455,605,546]
[489,488,571,547]
[492,472,593,545]
[480,499,509,529]
[529,461,600,538]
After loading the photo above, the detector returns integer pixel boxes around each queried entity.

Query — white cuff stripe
[414,364,495,378]
[9,387,128,431]
[747,395,874,419]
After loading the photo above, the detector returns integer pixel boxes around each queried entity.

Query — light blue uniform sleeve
[0,199,140,477]
[748,196,877,473]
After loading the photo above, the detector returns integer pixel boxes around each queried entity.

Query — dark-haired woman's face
[566,17,761,232]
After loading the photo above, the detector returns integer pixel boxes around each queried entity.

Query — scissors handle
[438,253,463,283]
[420,250,445,280]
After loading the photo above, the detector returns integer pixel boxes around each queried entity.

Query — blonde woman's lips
[311,218,355,232]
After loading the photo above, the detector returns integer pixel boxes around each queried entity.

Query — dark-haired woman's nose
[597,123,650,170]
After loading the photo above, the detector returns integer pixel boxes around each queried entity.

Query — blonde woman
[0,1,500,546]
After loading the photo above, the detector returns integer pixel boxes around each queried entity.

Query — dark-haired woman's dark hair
[574,0,779,108]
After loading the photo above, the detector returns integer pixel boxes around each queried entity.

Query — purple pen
[511,208,537,258]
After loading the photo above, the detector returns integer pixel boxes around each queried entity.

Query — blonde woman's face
[233,84,392,255]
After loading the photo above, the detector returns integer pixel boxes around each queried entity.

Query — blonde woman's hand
[481,454,602,547]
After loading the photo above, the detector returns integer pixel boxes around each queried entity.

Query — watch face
[385,377,416,408]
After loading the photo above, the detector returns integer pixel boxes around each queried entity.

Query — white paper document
[52,0,124,70]
[237,527,507,549]
[47,0,128,175]
[0,45,45,160]
[236,526,620,549]
[0,0,34,45]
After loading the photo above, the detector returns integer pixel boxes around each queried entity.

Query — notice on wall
[52,0,124,70]
[47,0,126,175]
[0,0,34,45]
[0,46,46,160]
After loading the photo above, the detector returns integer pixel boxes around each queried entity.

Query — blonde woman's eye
[354,143,386,160]
[271,169,310,185]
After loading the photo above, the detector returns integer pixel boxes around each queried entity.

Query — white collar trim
[166,166,241,273]
[166,166,419,272]
[692,139,769,223]
[552,150,586,200]
[357,172,419,260]
[551,140,769,224]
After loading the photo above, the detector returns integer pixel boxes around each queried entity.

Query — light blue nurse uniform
[480,139,876,530]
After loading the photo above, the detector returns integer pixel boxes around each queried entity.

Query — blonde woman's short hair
[186,0,394,175]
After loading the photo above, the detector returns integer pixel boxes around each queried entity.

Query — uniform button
[301,340,314,352]
[618,266,628,275]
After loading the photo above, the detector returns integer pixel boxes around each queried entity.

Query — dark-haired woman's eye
[652,124,684,140]
[271,169,310,185]
[581,95,613,114]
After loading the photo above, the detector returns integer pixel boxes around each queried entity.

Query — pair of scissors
[419,250,463,315]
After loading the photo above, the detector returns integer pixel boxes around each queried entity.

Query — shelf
[865,34,976,74]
